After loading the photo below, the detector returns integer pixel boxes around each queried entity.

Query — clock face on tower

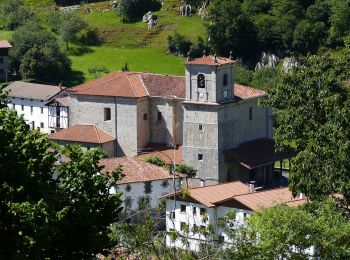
[197,74,205,88]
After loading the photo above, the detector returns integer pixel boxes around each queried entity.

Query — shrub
[167,33,192,56]
[144,157,166,167]
[116,0,162,23]
[175,164,197,178]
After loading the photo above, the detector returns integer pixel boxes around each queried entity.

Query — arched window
[197,74,205,88]
[223,73,228,86]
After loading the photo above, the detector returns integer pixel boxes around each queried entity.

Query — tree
[58,13,87,50]
[328,0,350,45]
[1,0,36,30]
[206,0,257,59]
[0,96,123,258]
[116,0,161,23]
[10,22,71,83]
[263,50,350,204]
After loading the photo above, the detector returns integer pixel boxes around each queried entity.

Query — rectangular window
[30,106,33,114]
[199,124,203,130]
[40,122,44,128]
[157,111,162,121]
[144,181,151,194]
[200,208,206,216]
[104,108,111,121]
[180,204,186,213]
[31,121,35,130]
[41,107,44,114]
[193,206,197,215]
[180,222,187,231]
[143,113,148,120]
[171,211,175,219]
[21,105,24,111]
[50,130,55,134]
[198,154,203,161]
[249,106,253,120]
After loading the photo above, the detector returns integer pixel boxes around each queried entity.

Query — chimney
[203,49,206,57]
[200,179,206,187]
[299,193,305,200]
[249,181,256,193]
[58,83,63,91]
[229,51,233,60]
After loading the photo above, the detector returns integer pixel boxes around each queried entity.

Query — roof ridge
[94,125,101,143]
[125,73,137,97]
[233,186,290,198]
[139,74,150,96]
[188,181,245,191]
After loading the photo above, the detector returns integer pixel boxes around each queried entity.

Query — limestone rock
[148,18,157,29]
[179,5,192,17]
[282,57,299,73]
[255,52,279,70]
[143,11,156,23]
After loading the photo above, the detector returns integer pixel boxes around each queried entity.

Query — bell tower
[182,54,235,185]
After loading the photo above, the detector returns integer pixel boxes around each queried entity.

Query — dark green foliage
[10,22,71,84]
[167,33,192,56]
[116,0,162,23]
[1,0,36,30]
[175,164,197,178]
[251,67,279,90]
[233,64,254,86]
[144,156,166,167]
[88,65,109,78]
[59,13,88,50]
[0,104,123,258]
[263,49,350,204]
[206,0,350,59]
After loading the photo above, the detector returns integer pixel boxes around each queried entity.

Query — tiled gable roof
[234,84,266,100]
[136,144,183,165]
[100,157,180,184]
[5,81,62,101]
[141,73,185,98]
[185,55,235,66]
[48,124,114,144]
[0,40,12,48]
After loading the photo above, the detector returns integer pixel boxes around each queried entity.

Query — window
[243,212,247,219]
[199,124,203,130]
[197,74,205,88]
[126,184,132,192]
[218,235,225,244]
[200,208,206,216]
[193,206,197,215]
[143,113,148,120]
[139,196,150,209]
[21,105,24,111]
[171,211,175,219]
[86,147,90,150]
[249,106,252,120]
[40,122,44,128]
[50,130,55,134]
[157,111,162,121]
[104,107,111,121]
[41,107,44,114]
[198,154,203,161]
[31,121,35,130]
[12,104,15,109]
[30,106,33,114]
[0,58,4,64]
[144,181,152,194]
[180,204,186,213]
[161,180,169,188]
[223,73,228,86]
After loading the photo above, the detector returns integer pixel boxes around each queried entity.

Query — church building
[48,55,289,187]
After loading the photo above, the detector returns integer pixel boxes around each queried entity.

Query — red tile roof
[234,84,266,100]
[100,157,180,184]
[219,187,305,211]
[136,144,183,165]
[48,124,114,144]
[224,139,291,169]
[141,74,185,98]
[185,55,235,66]
[0,40,12,48]
[68,72,149,98]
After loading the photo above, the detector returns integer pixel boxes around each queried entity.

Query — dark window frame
[157,111,162,121]
[180,204,186,213]
[249,107,253,120]
[200,208,206,216]
[197,74,205,88]
[223,73,228,86]
[143,113,148,120]
[104,107,111,121]
[198,154,203,161]
[144,181,152,194]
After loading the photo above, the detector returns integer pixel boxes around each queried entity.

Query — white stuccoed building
[100,156,182,222]
[5,81,68,133]
[163,182,307,252]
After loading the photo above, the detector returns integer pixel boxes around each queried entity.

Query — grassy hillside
[0,0,206,85]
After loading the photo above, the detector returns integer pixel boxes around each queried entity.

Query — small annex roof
[224,138,291,169]
[5,81,62,101]
[68,72,149,98]
[46,96,69,107]
[48,124,114,144]
[100,156,181,184]
[136,144,183,165]
[234,84,266,100]
[0,40,12,48]
[161,181,249,208]
[185,55,235,66]
[218,187,305,211]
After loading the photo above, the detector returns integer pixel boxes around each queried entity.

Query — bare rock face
[148,18,157,29]
[198,1,209,19]
[143,11,155,22]
[179,5,192,17]
[255,52,279,70]
[282,57,299,73]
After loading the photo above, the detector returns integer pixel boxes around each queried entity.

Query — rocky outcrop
[148,18,157,29]
[282,57,299,73]
[179,5,192,17]
[255,52,279,70]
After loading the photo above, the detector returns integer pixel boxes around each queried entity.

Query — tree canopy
[0,99,123,258]
[263,46,350,204]
[1,0,36,30]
